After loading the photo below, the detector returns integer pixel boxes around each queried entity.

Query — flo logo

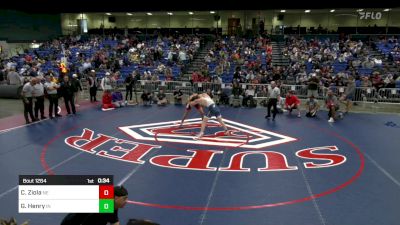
[118,118,297,149]
[359,12,382,20]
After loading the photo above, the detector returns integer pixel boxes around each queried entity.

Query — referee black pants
[266,98,278,119]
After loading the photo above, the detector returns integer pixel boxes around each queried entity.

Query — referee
[265,81,281,121]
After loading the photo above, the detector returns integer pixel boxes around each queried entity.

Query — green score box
[99,199,114,213]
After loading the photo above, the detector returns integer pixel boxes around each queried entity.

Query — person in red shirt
[191,70,200,83]
[102,90,115,111]
[284,90,301,117]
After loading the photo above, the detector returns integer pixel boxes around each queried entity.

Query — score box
[18,175,113,213]
[99,185,114,213]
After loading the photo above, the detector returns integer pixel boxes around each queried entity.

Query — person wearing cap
[61,186,128,225]
[284,90,301,117]
[71,74,82,107]
[88,70,98,102]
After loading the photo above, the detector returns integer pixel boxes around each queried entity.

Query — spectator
[307,74,319,97]
[7,68,22,86]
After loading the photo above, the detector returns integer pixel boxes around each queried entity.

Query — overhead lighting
[188,12,194,15]
[357,9,364,12]
[330,9,335,13]
[305,10,311,13]
[126,13,133,16]
[105,13,112,16]
[167,12,173,15]
[280,10,286,13]
[210,11,215,14]
[147,12,152,16]
[383,8,390,12]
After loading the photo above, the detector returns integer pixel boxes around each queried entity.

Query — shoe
[297,114,301,118]
[41,116,47,120]
[194,132,204,140]
[272,117,275,121]
[50,116,54,119]
[311,111,316,117]
[328,117,335,123]
[265,115,271,119]
[55,114,62,117]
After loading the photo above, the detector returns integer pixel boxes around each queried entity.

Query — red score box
[99,185,114,199]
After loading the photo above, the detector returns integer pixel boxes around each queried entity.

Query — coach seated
[284,90,301,117]
[229,81,243,107]
[102,90,115,111]
[141,90,152,106]
[218,84,232,105]
[173,89,183,105]
[242,85,256,107]
[157,89,168,106]
[112,91,125,108]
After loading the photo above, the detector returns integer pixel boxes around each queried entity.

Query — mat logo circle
[64,119,346,172]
